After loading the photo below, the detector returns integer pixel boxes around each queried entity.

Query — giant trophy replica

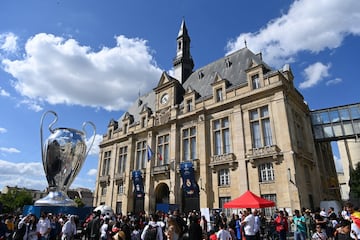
[35,110,96,206]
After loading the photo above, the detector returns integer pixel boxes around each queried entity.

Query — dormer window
[186,99,193,112]
[123,123,128,134]
[141,116,147,128]
[225,58,232,68]
[198,71,204,79]
[251,74,260,89]
[216,88,223,102]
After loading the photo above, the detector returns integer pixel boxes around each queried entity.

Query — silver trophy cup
[35,110,96,206]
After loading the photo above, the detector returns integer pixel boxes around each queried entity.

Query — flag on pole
[147,145,153,162]
[157,152,163,161]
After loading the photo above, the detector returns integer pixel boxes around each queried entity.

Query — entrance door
[155,183,170,213]
[155,183,170,204]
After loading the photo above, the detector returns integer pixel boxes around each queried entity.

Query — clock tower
[173,19,194,84]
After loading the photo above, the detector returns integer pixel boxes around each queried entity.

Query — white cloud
[0,33,18,53]
[2,33,163,111]
[0,87,10,97]
[299,62,330,89]
[87,169,97,176]
[326,78,343,86]
[18,99,43,112]
[226,0,360,67]
[0,147,20,153]
[0,128,7,134]
[86,134,103,156]
[0,159,47,191]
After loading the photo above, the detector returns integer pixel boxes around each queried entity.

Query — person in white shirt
[99,218,109,240]
[341,207,350,221]
[351,222,360,240]
[242,208,256,240]
[61,215,77,240]
[253,209,261,240]
[37,212,51,240]
[216,223,232,240]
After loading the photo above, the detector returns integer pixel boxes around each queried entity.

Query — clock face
[161,93,169,105]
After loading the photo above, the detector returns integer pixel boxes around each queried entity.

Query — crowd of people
[1,202,360,240]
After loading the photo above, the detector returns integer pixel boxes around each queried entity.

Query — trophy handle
[82,121,96,159]
[40,111,58,162]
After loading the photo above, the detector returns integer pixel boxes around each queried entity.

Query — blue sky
[0,0,359,191]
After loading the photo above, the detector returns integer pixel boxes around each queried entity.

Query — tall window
[213,117,231,155]
[294,112,305,149]
[136,141,147,169]
[216,88,223,102]
[261,194,277,216]
[252,74,260,89]
[259,163,275,182]
[219,197,231,216]
[218,169,230,186]
[250,106,273,148]
[157,134,169,165]
[186,99,193,112]
[101,186,107,195]
[117,182,124,195]
[183,127,197,161]
[118,146,127,174]
[116,202,122,215]
[102,151,111,176]
[141,116,147,128]
[123,123,128,134]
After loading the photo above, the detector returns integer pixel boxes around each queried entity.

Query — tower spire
[173,19,194,84]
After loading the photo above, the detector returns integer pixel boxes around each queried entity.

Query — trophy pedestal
[34,191,76,207]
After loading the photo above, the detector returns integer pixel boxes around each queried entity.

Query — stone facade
[93,20,340,216]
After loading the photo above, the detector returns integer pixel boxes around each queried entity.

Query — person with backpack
[140,214,163,240]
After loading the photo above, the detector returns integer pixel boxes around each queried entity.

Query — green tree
[0,189,33,213]
[74,197,85,208]
[349,162,360,199]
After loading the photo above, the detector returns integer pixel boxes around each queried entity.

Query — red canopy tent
[223,190,276,209]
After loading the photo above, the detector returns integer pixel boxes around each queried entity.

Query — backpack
[144,224,158,240]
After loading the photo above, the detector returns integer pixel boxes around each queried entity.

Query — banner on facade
[132,170,144,198]
[180,161,199,197]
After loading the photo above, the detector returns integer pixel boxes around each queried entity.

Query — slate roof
[183,47,270,100]
[116,47,272,127]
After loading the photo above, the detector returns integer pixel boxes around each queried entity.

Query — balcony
[99,175,110,186]
[151,164,170,176]
[114,172,125,181]
[246,145,282,167]
[209,153,237,172]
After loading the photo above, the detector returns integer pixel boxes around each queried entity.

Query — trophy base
[34,191,76,207]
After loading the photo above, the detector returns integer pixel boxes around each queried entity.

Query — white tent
[94,205,115,217]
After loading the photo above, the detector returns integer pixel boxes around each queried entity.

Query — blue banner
[180,162,199,197]
[22,205,93,220]
[132,170,144,198]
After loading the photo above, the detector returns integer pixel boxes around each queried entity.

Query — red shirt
[209,233,218,240]
[274,216,288,232]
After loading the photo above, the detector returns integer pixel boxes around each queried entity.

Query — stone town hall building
[93,20,340,215]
